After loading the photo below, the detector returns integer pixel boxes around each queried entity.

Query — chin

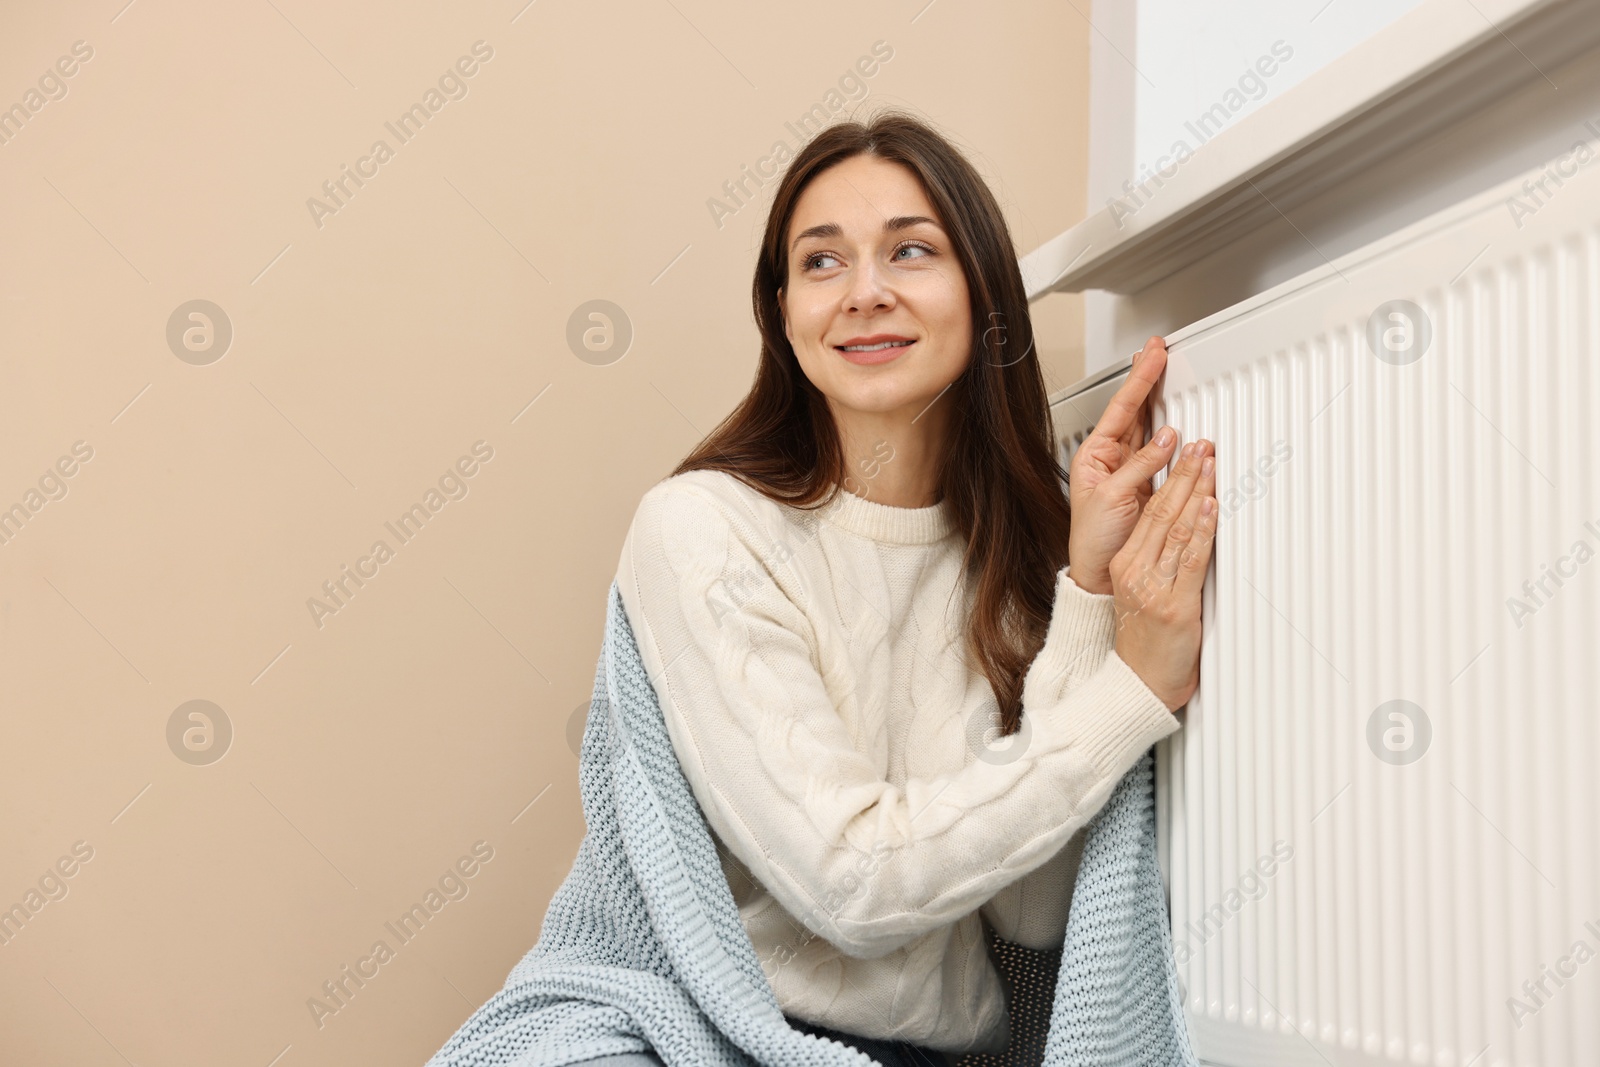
[834,385,930,414]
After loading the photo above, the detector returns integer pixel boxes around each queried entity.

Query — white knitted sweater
[614,469,1179,1055]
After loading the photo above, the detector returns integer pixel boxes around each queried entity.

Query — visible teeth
[840,340,913,352]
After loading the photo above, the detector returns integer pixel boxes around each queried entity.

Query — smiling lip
[835,334,916,365]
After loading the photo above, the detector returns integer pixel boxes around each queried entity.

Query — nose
[844,256,895,313]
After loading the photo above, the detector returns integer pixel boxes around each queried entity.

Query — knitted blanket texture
[422,580,1199,1067]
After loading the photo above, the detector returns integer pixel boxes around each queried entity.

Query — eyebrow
[789,215,942,254]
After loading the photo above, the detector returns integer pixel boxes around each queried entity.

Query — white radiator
[1051,148,1600,1067]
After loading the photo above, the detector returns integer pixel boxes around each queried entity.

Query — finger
[1125,439,1204,566]
[1088,337,1167,447]
[1143,442,1215,571]
[1100,421,1181,498]
[1172,481,1218,605]
[1118,343,1161,454]
[1182,445,1216,509]
[1126,441,1203,566]
[1117,388,1148,461]
[1154,465,1211,588]
[1123,413,1145,456]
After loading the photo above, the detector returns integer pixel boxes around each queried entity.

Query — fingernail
[1202,456,1214,477]
[1156,427,1174,447]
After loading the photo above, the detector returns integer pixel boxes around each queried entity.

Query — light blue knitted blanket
[423,580,1198,1067]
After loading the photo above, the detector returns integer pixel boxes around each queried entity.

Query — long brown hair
[671,106,1071,737]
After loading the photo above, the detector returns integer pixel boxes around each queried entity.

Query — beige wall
[0,2,1091,1063]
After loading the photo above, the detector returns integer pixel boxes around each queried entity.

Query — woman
[608,109,1215,1066]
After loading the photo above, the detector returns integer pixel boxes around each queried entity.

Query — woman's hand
[1066,336,1181,596]
[1110,437,1218,712]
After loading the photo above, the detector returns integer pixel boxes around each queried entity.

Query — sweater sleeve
[1024,564,1121,696]
[616,481,1180,961]
[977,565,1120,951]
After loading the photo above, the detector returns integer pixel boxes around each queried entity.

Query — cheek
[929,306,972,367]
[786,300,832,348]
[936,335,972,380]
[918,276,970,344]
[789,327,839,389]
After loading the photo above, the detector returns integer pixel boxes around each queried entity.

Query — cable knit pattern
[420,577,1198,1067]
[609,470,1178,1053]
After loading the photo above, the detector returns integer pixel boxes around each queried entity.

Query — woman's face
[779,154,972,429]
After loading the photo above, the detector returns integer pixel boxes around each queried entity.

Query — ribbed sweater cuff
[1022,565,1119,701]
[1034,648,1180,785]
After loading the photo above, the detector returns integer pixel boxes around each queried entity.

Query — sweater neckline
[817,481,955,545]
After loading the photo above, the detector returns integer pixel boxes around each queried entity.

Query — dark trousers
[565,1017,950,1066]
[783,1012,950,1066]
